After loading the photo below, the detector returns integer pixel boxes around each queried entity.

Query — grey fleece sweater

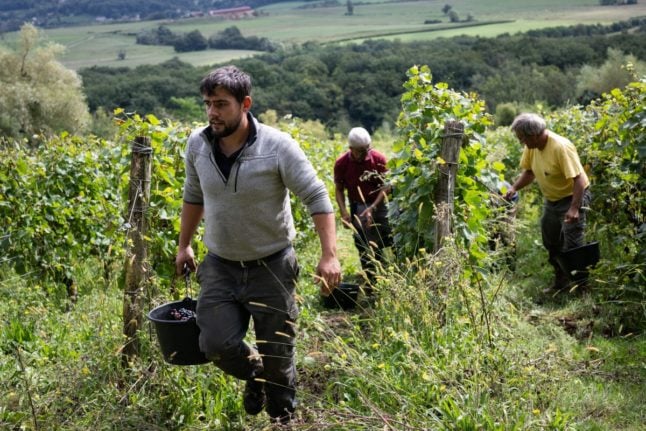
[183,115,333,261]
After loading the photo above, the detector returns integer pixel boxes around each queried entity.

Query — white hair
[348,127,371,148]
[511,113,547,136]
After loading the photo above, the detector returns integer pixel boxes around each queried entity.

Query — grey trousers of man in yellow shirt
[541,188,592,288]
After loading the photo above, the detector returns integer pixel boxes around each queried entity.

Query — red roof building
[209,6,254,19]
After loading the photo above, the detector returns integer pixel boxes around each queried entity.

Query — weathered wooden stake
[122,136,152,364]
[433,121,464,252]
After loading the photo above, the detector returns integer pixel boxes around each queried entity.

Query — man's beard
[210,114,242,139]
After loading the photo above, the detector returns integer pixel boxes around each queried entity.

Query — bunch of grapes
[167,307,195,321]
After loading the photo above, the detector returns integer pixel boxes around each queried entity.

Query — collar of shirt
[206,113,258,179]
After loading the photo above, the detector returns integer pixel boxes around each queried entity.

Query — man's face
[203,87,248,139]
[350,146,369,161]
[515,131,541,149]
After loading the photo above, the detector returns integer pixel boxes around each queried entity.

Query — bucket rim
[147,298,197,324]
[337,282,360,291]
[561,241,599,253]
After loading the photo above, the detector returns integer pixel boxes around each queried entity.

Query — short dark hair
[199,65,251,103]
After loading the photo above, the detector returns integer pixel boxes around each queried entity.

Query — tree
[208,26,276,52]
[576,47,646,102]
[136,25,178,46]
[494,102,518,126]
[173,30,207,52]
[346,0,354,16]
[0,23,90,140]
[472,60,577,110]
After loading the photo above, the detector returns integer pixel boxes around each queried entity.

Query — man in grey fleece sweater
[175,65,341,424]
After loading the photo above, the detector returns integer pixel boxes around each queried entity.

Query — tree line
[79,20,646,133]
[136,25,278,53]
[525,16,645,37]
[600,0,638,5]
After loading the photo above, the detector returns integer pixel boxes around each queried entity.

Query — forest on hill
[0,0,291,32]
[78,19,646,133]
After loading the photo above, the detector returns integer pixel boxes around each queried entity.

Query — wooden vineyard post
[122,136,152,365]
[433,121,464,252]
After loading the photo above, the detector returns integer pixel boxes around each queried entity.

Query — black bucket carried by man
[147,296,208,365]
[321,282,360,310]
[147,268,208,365]
[556,241,600,284]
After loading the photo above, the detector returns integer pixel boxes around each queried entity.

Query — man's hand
[359,206,374,227]
[564,206,580,224]
[340,213,352,229]
[315,255,341,296]
[503,186,517,201]
[312,212,341,295]
[175,245,197,275]
[565,174,586,224]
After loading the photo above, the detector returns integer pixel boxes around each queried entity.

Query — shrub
[388,65,499,264]
[0,133,123,282]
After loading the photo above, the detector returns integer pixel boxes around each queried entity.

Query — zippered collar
[202,113,258,192]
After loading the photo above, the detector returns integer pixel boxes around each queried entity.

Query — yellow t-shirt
[520,131,589,202]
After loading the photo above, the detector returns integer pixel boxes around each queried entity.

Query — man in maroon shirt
[334,127,392,285]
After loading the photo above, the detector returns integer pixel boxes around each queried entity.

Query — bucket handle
[170,263,194,299]
[182,263,193,299]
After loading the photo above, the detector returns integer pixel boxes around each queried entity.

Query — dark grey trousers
[351,202,392,281]
[541,189,592,269]
[195,247,299,418]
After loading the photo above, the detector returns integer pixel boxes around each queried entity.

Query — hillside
[0,0,292,32]
[2,0,645,71]
[1,73,644,430]
[74,24,646,132]
[2,2,645,138]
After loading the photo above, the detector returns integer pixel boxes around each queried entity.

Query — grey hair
[510,113,547,136]
[348,127,371,148]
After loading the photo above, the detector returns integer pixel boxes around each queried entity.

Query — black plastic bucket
[147,297,209,365]
[556,241,600,282]
[321,282,360,310]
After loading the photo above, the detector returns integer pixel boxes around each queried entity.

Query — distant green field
[2,0,645,70]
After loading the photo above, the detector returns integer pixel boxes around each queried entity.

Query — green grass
[2,0,645,70]
[1,164,644,429]
[3,231,643,429]
[353,19,599,43]
[2,182,644,430]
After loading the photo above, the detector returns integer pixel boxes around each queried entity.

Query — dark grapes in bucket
[167,307,195,321]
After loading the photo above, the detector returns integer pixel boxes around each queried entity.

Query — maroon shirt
[334,149,388,205]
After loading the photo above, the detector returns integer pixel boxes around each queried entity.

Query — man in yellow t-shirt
[504,113,591,293]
